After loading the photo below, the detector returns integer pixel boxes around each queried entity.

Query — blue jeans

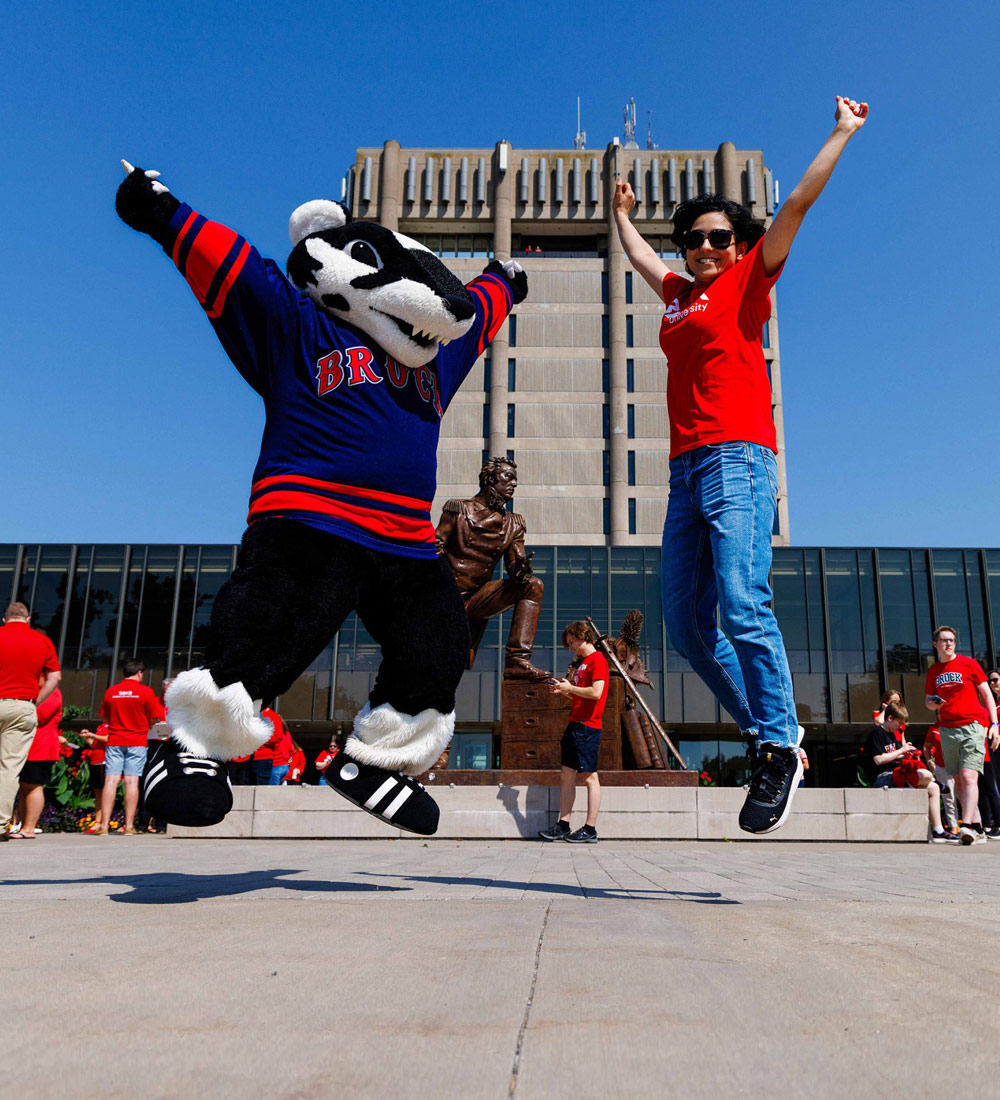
[269,765,289,786]
[662,441,797,749]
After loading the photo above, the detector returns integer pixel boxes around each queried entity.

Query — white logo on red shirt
[664,292,709,325]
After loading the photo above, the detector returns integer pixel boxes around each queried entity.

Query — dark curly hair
[671,194,765,262]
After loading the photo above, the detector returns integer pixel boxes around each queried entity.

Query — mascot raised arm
[116,161,526,835]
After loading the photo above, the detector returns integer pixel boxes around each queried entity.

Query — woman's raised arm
[761,96,869,276]
[612,179,670,299]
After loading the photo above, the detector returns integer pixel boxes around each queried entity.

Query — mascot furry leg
[148,519,469,834]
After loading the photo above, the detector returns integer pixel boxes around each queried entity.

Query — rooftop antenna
[623,97,638,149]
[574,96,586,150]
[646,109,658,150]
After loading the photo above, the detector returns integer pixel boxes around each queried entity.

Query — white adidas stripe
[144,764,169,796]
[364,777,398,810]
[382,786,412,821]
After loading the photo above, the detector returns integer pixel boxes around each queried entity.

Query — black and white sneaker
[985,827,1000,839]
[930,828,953,844]
[141,739,233,827]
[538,819,571,842]
[738,746,803,834]
[323,751,439,836]
[565,824,598,844]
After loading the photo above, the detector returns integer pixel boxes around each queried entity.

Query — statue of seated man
[436,457,551,682]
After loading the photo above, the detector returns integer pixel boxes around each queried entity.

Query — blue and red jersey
[160,203,513,558]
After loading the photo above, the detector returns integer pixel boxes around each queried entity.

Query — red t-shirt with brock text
[659,240,781,459]
[100,680,165,747]
[925,655,989,729]
[569,651,610,730]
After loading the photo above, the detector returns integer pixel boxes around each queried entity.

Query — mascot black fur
[116,162,526,834]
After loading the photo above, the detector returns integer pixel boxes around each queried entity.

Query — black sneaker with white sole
[738,746,803,834]
[141,738,233,827]
[538,819,571,842]
[323,751,439,836]
[565,824,598,844]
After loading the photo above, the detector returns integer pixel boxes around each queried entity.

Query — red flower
[59,744,73,757]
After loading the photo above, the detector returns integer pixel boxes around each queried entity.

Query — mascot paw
[485,258,527,305]
[323,751,439,836]
[115,159,180,240]
[142,739,233,828]
[345,702,454,775]
[164,668,272,760]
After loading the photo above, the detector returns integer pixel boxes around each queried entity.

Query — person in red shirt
[0,602,61,839]
[286,745,306,784]
[268,712,294,785]
[252,707,289,785]
[922,723,958,833]
[10,683,66,839]
[538,621,609,844]
[98,658,164,835]
[612,96,868,836]
[80,722,109,831]
[925,626,999,844]
[315,735,340,786]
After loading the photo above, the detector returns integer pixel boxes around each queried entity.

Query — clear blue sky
[4,0,998,547]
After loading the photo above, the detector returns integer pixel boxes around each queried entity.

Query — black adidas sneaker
[142,739,233,827]
[323,751,440,836]
[738,745,803,834]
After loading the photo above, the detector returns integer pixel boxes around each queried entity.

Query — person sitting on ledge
[865,703,951,843]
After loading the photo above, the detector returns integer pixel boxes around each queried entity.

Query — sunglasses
[681,228,736,251]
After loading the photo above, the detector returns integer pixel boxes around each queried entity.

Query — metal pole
[585,616,687,769]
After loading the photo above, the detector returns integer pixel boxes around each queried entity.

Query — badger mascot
[116,162,526,835]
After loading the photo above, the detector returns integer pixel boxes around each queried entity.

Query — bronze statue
[436,457,551,681]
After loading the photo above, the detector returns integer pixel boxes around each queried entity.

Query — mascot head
[286,201,475,368]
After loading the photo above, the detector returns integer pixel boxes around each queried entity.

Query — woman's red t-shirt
[659,241,782,458]
[28,690,63,761]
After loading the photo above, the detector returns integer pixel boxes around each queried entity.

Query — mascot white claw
[164,668,272,761]
[345,702,455,775]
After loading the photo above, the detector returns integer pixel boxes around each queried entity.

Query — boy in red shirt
[539,622,609,844]
[925,625,999,844]
[98,659,164,835]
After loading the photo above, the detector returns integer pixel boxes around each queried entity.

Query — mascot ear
[288,200,351,246]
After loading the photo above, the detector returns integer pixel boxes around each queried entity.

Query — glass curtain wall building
[4,544,998,782]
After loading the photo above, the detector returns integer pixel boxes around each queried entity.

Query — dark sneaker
[324,751,439,836]
[565,824,598,844]
[538,819,571,842]
[930,828,954,844]
[142,738,233,827]
[739,746,803,834]
[985,827,1000,839]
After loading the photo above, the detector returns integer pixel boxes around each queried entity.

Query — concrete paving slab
[5,835,1000,1099]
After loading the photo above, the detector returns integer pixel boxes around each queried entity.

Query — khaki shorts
[940,723,986,775]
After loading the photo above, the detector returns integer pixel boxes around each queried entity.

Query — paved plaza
[4,835,1000,1099]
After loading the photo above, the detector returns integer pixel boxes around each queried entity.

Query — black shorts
[19,760,54,787]
[90,764,105,790]
[560,721,601,773]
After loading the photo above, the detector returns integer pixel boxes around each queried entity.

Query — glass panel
[31,546,72,644]
[16,546,38,605]
[0,546,18,606]
[791,673,828,723]
[825,550,866,674]
[879,549,920,674]
[932,549,973,653]
[964,551,989,667]
[188,547,234,664]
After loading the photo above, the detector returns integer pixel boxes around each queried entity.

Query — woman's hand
[612,178,636,219]
[834,95,868,135]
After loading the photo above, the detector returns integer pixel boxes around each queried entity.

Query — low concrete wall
[168,785,929,842]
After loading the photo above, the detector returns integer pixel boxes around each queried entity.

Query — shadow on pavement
[358,871,738,903]
[4,868,411,904]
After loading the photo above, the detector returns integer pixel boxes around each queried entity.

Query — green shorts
[940,723,986,775]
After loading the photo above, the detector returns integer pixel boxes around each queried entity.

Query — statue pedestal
[500,679,623,771]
